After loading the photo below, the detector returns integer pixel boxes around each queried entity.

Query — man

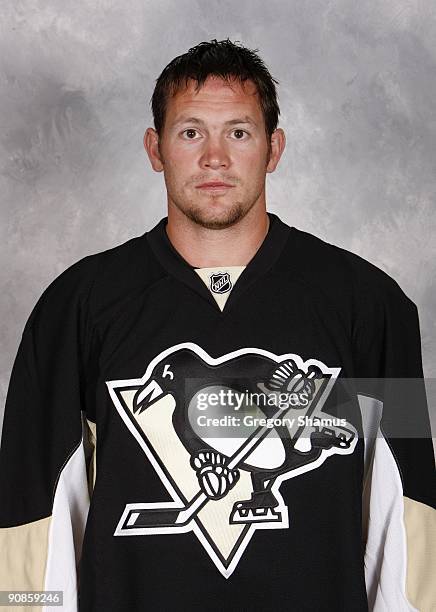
[0,38,434,612]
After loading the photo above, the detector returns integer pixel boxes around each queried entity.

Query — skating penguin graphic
[107,343,358,578]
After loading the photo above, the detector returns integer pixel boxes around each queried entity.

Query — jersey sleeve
[353,278,436,612]
[0,256,99,611]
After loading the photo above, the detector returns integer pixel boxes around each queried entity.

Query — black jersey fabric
[0,211,435,612]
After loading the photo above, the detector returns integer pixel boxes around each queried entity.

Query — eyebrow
[171,115,258,128]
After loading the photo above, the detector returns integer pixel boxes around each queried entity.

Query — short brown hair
[150,38,281,143]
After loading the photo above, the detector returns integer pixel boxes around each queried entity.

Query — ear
[266,128,286,173]
[143,127,164,172]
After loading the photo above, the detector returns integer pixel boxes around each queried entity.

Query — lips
[196,182,234,188]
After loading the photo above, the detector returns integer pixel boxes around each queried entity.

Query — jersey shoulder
[24,232,150,331]
[286,226,415,308]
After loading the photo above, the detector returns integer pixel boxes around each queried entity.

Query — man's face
[145,75,284,229]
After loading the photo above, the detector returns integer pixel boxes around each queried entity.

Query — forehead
[166,76,263,124]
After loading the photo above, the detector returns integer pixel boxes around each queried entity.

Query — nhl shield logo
[210,272,232,294]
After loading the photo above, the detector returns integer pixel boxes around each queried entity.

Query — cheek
[240,143,267,165]
[242,153,267,177]
[171,152,197,177]
[164,156,191,183]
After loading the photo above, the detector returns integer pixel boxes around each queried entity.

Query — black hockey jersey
[1,211,435,611]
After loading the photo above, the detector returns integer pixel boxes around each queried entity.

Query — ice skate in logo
[210,272,232,294]
[106,343,357,578]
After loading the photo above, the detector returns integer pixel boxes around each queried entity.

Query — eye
[231,129,249,140]
[182,129,200,139]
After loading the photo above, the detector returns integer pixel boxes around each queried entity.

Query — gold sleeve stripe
[404,496,436,612]
[0,515,50,611]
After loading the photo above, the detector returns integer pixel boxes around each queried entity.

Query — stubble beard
[182,198,250,230]
[184,148,271,230]
[162,146,270,230]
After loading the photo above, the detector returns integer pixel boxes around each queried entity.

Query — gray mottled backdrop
[1,1,435,451]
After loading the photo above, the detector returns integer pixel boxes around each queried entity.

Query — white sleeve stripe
[43,422,90,612]
[358,394,418,612]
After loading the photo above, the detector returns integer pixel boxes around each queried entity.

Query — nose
[199,136,230,170]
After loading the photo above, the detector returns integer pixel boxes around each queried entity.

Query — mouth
[196,183,235,194]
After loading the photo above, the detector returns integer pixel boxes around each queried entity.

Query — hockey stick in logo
[122,364,347,530]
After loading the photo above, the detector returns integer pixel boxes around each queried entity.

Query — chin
[186,203,247,230]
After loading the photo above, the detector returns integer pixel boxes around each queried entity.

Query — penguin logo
[107,342,357,579]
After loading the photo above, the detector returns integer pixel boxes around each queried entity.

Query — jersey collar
[145,211,292,316]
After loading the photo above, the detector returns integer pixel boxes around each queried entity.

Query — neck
[165,205,270,268]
